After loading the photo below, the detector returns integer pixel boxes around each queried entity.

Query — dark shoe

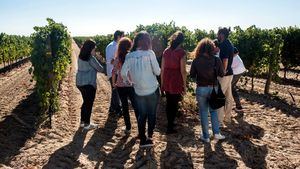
[166,128,177,134]
[116,110,123,116]
[235,106,243,111]
[140,139,153,148]
[109,108,115,113]
[124,128,131,135]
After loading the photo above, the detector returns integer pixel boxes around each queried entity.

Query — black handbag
[208,57,226,109]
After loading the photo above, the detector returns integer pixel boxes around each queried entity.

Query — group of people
[75,27,246,147]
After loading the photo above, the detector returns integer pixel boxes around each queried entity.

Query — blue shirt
[219,39,234,76]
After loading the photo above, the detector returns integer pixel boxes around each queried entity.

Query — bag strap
[212,57,217,87]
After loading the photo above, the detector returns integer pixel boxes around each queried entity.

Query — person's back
[123,50,160,96]
[121,31,160,148]
[76,55,103,88]
[190,56,224,86]
[232,54,246,75]
[231,47,246,110]
[76,39,103,130]
[189,38,226,143]
[162,47,185,93]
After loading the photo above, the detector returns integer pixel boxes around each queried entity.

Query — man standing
[106,30,124,115]
[217,27,234,126]
[231,47,246,111]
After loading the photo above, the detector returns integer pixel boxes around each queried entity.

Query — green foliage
[73,36,91,48]
[72,23,299,95]
[134,21,196,57]
[94,34,113,58]
[230,25,268,76]
[30,18,71,113]
[280,26,300,70]
[0,33,32,65]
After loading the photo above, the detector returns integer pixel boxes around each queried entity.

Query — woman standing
[112,37,138,134]
[121,31,161,148]
[190,38,226,143]
[161,31,186,134]
[76,39,104,130]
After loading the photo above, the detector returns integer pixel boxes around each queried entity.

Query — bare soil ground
[0,42,299,168]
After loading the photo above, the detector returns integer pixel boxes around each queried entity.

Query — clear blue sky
[0,0,299,36]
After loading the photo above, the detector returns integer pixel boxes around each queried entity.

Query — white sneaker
[83,123,98,130]
[200,135,210,143]
[214,134,225,140]
[80,122,85,128]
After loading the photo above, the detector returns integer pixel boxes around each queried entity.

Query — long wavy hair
[194,38,215,58]
[116,37,132,65]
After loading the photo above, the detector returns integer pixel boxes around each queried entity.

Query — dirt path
[0,42,299,168]
[0,61,38,164]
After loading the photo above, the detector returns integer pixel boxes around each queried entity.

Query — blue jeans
[196,87,221,139]
[135,89,160,141]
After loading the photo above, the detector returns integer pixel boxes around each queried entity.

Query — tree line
[74,22,300,94]
[0,33,32,68]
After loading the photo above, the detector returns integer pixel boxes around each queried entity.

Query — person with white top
[121,31,161,148]
[76,39,104,130]
[231,47,246,111]
[105,30,124,115]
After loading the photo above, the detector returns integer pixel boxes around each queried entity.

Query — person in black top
[217,27,235,126]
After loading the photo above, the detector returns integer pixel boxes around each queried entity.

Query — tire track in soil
[3,40,83,168]
[0,63,35,119]
[0,61,37,165]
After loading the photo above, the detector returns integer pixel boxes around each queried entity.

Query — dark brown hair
[131,31,152,52]
[194,38,215,58]
[218,27,231,38]
[116,37,132,65]
[114,30,124,41]
[79,39,96,61]
[169,31,184,50]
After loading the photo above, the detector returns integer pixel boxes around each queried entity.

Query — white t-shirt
[232,55,246,75]
[105,41,117,78]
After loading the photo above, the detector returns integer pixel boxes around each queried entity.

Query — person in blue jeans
[121,31,161,148]
[190,38,226,143]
